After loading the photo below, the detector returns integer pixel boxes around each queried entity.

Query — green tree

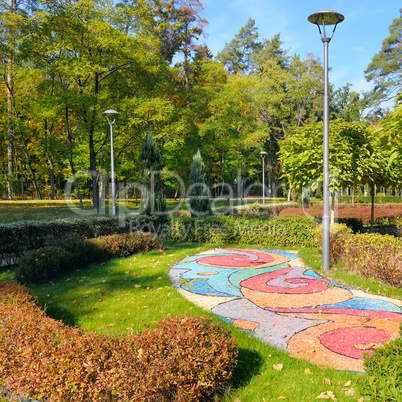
[217,18,261,75]
[250,33,289,72]
[279,120,390,228]
[189,148,210,215]
[139,126,167,216]
[365,8,402,105]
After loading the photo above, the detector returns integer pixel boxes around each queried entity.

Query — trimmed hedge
[359,324,402,401]
[16,232,164,284]
[165,215,316,247]
[0,215,162,258]
[222,202,298,217]
[0,281,237,401]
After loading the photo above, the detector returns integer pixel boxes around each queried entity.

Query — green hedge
[15,232,164,284]
[0,215,163,263]
[165,216,316,247]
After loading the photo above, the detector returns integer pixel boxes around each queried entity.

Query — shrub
[0,215,163,261]
[314,223,353,264]
[16,232,164,284]
[15,246,71,284]
[342,234,402,286]
[358,324,402,401]
[224,202,298,217]
[0,281,237,401]
[88,232,164,262]
[166,215,316,247]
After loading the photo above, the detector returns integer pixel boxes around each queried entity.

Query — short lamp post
[308,9,344,271]
[103,109,119,216]
[260,151,267,204]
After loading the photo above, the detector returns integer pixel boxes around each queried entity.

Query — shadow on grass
[231,347,264,389]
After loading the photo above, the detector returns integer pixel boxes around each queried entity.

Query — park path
[169,248,402,372]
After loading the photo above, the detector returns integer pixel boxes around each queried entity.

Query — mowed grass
[1,243,376,401]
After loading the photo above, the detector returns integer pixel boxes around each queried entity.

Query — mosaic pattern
[169,248,402,372]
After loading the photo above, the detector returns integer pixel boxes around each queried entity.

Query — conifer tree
[139,126,167,216]
[189,149,210,216]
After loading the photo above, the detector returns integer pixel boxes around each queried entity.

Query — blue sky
[197,0,401,95]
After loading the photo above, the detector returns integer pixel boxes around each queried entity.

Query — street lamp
[103,109,119,216]
[260,151,267,204]
[308,9,344,271]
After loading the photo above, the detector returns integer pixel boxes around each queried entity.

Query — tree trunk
[370,183,375,233]
[44,120,55,199]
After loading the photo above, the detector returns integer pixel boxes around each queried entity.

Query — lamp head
[103,109,119,116]
[308,9,344,40]
[260,151,267,156]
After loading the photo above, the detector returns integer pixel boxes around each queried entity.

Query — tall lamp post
[103,109,119,216]
[308,9,344,271]
[260,151,267,204]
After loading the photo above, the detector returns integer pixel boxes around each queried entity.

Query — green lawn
[1,243,386,401]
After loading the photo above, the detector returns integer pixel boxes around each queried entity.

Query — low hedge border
[15,232,164,284]
[0,281,237,402]
[165,215,317,247]
[0,215,163,266]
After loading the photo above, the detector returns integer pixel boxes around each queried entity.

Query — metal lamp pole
[103,109,119,216]
[308,9,344,271]
[260,151,267,204]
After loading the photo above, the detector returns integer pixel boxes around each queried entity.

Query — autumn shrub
[0,281,237,402]
[16,232,164,284]
[358,324,402,401]
[342,233,402,286]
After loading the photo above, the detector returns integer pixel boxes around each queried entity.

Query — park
[1,1,402,401]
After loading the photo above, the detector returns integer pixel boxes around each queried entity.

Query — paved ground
[169,248,402,372]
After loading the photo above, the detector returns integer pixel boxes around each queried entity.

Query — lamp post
[19,144,24,200]
[308,9,344,271]
[103,109,119,216]
[260,151,267,204]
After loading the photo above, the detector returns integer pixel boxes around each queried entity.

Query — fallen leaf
[278,397,286,400]
[273,363,283,371]
[324,378,331,385]
[304,368,312,375]
[316,391,337,401]
[344,381,351,387]
[343,389,354,396]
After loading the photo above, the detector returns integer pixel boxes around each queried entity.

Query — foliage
[165,215,316,247]
[359,324,402,401]
[15,232,163,284]
[0,280,237,401]
[189,149,211,216]
[279,120,373,193]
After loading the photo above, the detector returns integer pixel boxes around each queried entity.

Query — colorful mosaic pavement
[169,248,402,372]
